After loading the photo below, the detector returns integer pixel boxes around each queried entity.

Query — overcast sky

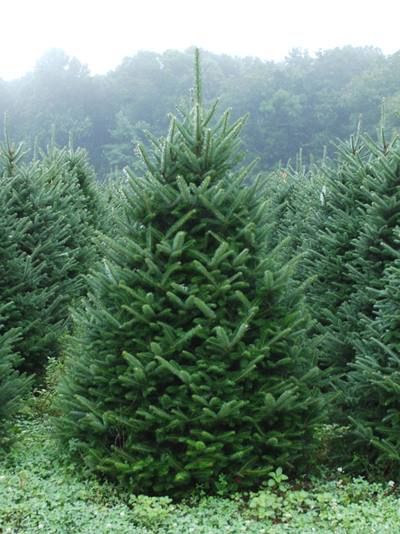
[1,0,399,80]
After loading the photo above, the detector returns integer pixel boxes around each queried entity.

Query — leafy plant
[129,495,175,528]
[2,415,400,534]
[265,467,289,492]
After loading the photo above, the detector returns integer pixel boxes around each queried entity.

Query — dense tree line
[1,46,400,178]
[265,129,400,475]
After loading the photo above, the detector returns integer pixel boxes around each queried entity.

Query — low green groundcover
[1,416,400,533]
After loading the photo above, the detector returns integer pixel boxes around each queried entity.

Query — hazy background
[1,1,399,178]
[2,0,399,80]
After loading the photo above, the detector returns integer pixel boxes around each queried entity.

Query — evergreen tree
[0,170,32,430]
[0,304,31,434]
[0,140,101,374]
[347,243,400,474]
[55,54,323,495]
[41,145,104,229]
[301,131,400,457]
[345,135,400,354]
[304,135,373,374]
[344,137,400,473]
[265,155,325,265]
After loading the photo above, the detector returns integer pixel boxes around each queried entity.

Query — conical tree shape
[345,135,400,354]
[56,58,323,495]
[0,140,100,374]
[41,145,104,230]
[0,170,32,431]
[345,136,400,473]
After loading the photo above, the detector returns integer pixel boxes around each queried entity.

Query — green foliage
[245,474,395,531]
[0,418,146,533]
[129,495,175,529]
[0,158,32,430]
[1,46,399,177]
[2,416,400,533]
[0,305,31,435]
[356,253,400,470]
[0,140,102,374]
[265,467,289,492]
[26,356,66,417]
[297,130,400,473]
[304,134,374,374]
[56,63,323,495]
[103,112,150,174]
[11,48,94,153]
[262,156,326,265]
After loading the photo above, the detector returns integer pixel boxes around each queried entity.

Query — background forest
[2,45,400,177]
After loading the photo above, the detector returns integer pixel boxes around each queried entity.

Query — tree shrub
[55,59,324,495]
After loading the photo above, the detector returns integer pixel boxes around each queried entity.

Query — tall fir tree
[344,136,400,473]
[0,139,101,374]
[304,135,374,375]
[0,169,32,431]
[345,135,400,354]
[55,52,324,496]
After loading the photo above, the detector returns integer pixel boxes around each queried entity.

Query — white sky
[1,0,399,80]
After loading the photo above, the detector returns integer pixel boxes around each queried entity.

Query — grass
[1,414,400,533]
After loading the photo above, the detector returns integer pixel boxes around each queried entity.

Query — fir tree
[41,145,104,229]
[304,135,374,374]
[344,136,400,473]
[265,156,325,265]
[0,140,101,374]
[0,169,32,430]
[345,135,400,354]
[55,53,323,495]
[347,244,400,474]
[0,304,31,434]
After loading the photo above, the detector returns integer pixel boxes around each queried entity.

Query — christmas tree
[55,52,323,495]
[345,135,400,354]
[265,155,325,266]
[41,145,104,229]
[0,167,32,431]
[304,135,374,374]
[348,249,400,473]
[0,139,101,374]
[345,136,400,473]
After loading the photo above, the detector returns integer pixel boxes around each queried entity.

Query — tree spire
[194,47,202,108]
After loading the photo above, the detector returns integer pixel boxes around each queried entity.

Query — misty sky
[2,0,399,80]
